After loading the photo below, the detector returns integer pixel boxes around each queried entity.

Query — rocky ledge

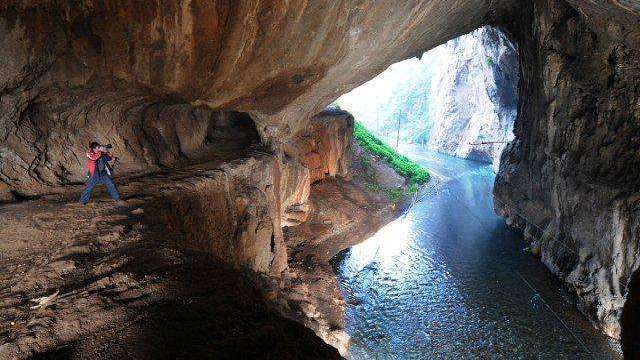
[0,110,412,358]
[0,164,342,359]
[2,0,640,357]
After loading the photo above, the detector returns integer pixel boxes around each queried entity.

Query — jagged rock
[426,25,518,172]
[494,0,640,342]
[285,109,354,183]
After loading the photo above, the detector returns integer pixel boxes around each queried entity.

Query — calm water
[332,147,621,359]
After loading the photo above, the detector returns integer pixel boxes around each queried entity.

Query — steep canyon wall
[427,26,518,172]
[1,0,640,356]
[334,26,518,172]
[495,0,640,343]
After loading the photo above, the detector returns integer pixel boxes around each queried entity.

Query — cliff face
[427,26,518,171]
[334,25,518,171]
[494,0,640,343]
[1,0,640,358]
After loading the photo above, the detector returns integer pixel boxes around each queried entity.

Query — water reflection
[332,147,621,359]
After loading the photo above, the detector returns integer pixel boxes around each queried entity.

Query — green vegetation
[485,57,494,67]
[365,182,419,202]
[354,122,430,185]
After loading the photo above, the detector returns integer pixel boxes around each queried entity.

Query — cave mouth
[329,26,622,359]
[334,25,518,173]
[2,2,639,359]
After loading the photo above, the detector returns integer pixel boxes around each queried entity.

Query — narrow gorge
[1,1,639,359]
[336,25,518,172]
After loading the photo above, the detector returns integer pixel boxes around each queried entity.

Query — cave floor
[0,142,410,360]
[0,158,342,360]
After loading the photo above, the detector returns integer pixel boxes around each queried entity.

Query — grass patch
[354,122,430,185]
[364,182,419,203]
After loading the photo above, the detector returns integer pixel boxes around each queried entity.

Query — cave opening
[329,25,623,359]
[1,2,638,359]
[334,25,518,173]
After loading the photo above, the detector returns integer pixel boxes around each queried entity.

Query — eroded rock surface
[0,167,341,359]
[427,25,518,172]
[277,142,409,356]
[494,0,640,341]
[0,83,261,201]
[285,109,353,184]
[2,0,640,357]
[0,0,518,200]
[0,109,407,358]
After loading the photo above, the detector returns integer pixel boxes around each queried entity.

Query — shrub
[353,122,430,185]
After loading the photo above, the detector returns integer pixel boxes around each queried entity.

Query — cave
[1,1,639,359]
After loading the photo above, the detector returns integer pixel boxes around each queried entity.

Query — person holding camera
[79,141,121,204]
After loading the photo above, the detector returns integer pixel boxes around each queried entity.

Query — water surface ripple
[332,147,621,359]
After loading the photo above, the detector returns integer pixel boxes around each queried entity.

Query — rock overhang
[2,0,640,357]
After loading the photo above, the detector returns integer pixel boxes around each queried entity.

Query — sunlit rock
[1,0,640,357]
[427,26,518,172]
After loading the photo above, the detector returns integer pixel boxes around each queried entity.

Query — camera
[104,144,113,149]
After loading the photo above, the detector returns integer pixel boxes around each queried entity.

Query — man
[79,142,121,204]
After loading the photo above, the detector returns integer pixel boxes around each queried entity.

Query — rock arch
[1,0,639,357]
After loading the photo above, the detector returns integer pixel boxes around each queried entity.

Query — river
[332,146,622,359]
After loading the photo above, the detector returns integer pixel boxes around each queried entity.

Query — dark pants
[79,174,120,204]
